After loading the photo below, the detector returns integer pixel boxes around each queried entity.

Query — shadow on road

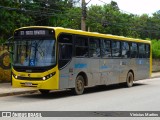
[84,82,147,94]
[18,82,147,99]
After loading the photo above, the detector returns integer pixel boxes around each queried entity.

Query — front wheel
[126,72,134,87]
[73,75,85,95]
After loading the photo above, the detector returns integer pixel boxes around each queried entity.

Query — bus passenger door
[58,34,73,89]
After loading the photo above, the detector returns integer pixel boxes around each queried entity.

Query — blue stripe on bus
[100,66,109,69]
[74,64,87,69]
[60,75,69,78]
[137,59,144,65]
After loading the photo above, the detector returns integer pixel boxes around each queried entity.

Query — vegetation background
[0,0,160,58]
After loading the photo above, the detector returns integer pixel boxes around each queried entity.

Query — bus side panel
[59,58,92,89]
[144,58,150,78]
[136,58,150,80]
[119,58,131,83]
[88,58,101,86]
[71,57,101,88]
[119,58,141,83]
[119,58,150,83]
[59,60,75,89]
[100,59,120,85]
[59,58,150,89]
[145,58,150,78]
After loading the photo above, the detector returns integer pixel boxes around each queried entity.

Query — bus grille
[17,76,42,81]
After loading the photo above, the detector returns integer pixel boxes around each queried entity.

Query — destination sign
[20,30,46,36]
[14,29,55,39]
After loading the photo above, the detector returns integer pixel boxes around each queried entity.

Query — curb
[151,77,160,79]
[151,76,160,79]
[0,90,38,97]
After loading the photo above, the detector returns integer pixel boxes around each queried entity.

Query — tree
[150,11,160,39]
[152,39,160,58]
[86,1,139,37]
[0,0,33,43]
[110,1,119,11]
[0,0,80,43]
[86,5,104,32]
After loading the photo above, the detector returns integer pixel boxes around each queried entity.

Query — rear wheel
[126,72,134,87]
[39,89,50,95]
[73,75,85,95]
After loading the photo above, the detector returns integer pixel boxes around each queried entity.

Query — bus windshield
[13,39,56,67]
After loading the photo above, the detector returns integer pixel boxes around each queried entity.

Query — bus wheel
[73,75,85,95]
[126,72,134,87]
[39,89,50,95]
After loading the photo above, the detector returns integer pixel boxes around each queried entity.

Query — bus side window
[111,40,121,58]
[75,36,89,57]
[59,44,72,60]
[130,43,138,58]
[89,38,100,58]
[58,34,73,69]
[138,44,145,58]
[101,39,111,58]
[121,42,130,58]
[145,44,150,58]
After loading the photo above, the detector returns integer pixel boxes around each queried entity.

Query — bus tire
[126,72,134,87]
[39,89,50,95]
[73,75,85,95]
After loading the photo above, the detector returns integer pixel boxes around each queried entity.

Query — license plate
[25,82,32,86]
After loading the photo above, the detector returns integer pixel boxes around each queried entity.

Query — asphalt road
[0,78,160,119]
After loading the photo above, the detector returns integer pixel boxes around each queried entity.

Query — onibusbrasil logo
[2,112,42,118]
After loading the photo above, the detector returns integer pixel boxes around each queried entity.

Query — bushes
[151,39,160,58]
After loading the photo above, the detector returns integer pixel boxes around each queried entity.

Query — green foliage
[0,0,33,43]
[86,3,141,37]
[1,0,160,58]
[151,39,160,58]
[0,0,75,43]
[49,7,81,29]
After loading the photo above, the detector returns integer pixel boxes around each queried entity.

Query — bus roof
[15,26,151,44]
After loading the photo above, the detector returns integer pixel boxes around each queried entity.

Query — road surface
[0,78,160,120]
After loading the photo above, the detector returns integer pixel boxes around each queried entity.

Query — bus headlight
[42,77,46,80]
[42,72,56,80]
[13,73,18,79]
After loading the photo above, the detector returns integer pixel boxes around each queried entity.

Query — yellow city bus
[11,26,152,95]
